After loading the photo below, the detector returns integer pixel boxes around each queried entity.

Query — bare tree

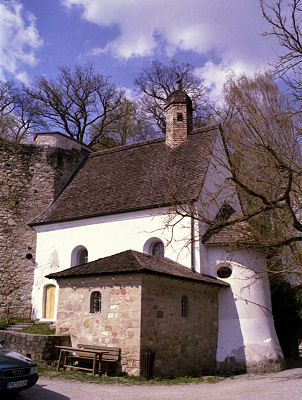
[135,60,209,134]
[24,64,124,144]
[0,80,16,140]
[261,0,302,74]
[0,80,15,116]
[169,73,302,276]
[89,98,156,149]
[260,0,302,100]
[216,74,302,249]
[0,80,44,142]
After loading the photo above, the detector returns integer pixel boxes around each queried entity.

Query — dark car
[0,341,38,394]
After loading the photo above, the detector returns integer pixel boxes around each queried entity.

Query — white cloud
[196,60,259,99]
[15,71,31,86]
[62,0,279,92]
[117,86,135,101]
[0,0,43,82]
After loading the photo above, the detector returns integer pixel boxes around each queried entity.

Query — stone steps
[4,321,55,331]
[5,322,36,331]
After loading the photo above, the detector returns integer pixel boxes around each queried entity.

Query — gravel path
[9,367,302,400]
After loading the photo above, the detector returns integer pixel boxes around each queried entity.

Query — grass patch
[0,318,9,330]
[37,361,227,385]
[19,323,56,335]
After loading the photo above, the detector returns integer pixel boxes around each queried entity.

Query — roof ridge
[46,248,228,287]
[130,249,146,270]
[132,250,209,276]
[88,124,219,159]
[89,136,165,158]
[191,123,219,134]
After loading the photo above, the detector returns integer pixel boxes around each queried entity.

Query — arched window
[77,248,88,265]
[150,241,164,257]
[70,246,88,267]
[181,295,188,318]
[143,238,165,258]
[90,291,101,313]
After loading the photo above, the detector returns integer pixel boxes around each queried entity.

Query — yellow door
[44,285,56,319]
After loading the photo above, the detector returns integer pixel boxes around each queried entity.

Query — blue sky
[0,0,280,97]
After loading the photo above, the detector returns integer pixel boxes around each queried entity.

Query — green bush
[0,318,10,330]
[0,316,15,330]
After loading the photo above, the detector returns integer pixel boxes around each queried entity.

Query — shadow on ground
[231,357,302,384]
[286,357,302,370]
[2,384,70,400]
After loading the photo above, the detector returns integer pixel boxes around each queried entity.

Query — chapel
[25,88,285,376]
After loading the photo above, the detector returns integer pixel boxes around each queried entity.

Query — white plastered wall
[196,133,283,371]
[205,247,283,371]
[32,207,192,321]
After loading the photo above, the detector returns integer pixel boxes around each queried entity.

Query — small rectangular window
[177,113,184,121]
[181,295,188,317]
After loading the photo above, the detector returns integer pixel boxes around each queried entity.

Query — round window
[217,264,232,279]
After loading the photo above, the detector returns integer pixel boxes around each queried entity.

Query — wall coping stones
[0,330,71,360]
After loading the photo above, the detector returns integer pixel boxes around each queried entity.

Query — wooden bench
[56,344,120,376]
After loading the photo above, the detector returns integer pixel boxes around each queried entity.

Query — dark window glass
[215,203,235,222]
[78,248,88,265]
[151,241,164,258]
[177,112,183,121]
[217,266,232,279]
[181,295,188,317]
[90,291,101,313]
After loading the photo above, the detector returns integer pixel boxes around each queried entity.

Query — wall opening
[43,284,56,319]
[216,263,232,279]
[181,295,188,317]
[70,245,88,267]
[90,291,101,313]
[143,238,165,258]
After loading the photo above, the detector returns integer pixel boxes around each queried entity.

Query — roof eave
[47,268,229,287]
[203,241,263,249]
[29,199,199,227]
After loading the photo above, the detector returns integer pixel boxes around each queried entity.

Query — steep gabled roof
[46,249,228,287]
[202,212,261,247]
[30,126,218,226]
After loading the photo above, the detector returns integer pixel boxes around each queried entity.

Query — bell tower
[164,81,193,148]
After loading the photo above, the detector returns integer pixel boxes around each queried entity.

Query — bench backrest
[77,344,120,362]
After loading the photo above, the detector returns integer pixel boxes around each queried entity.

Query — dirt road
[9,367,302,400]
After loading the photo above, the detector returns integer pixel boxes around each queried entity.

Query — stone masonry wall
[0,139,88,318]
[55,273,220,377]
[0,330,71,360]
[141,275,219,377]
[55,275,142,376]
[165,103,190,148]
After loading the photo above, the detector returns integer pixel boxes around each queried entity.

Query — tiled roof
[30,126,218,225]
[202,213,260,247]
[46,249,228,287]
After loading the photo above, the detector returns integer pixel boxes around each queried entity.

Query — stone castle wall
[0,139,89,318]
